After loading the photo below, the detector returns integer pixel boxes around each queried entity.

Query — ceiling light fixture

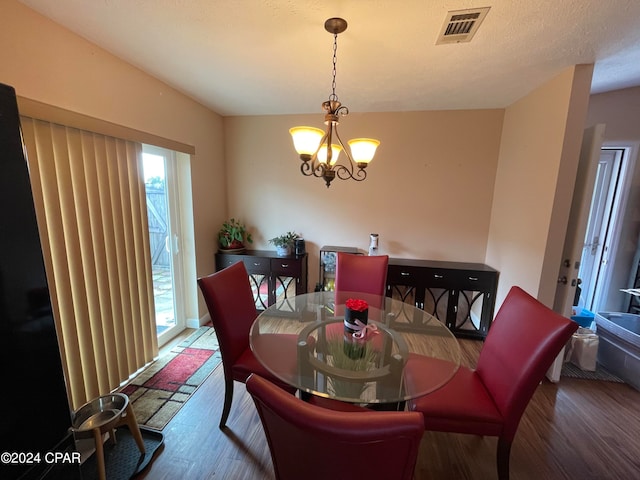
[290,17,380,188]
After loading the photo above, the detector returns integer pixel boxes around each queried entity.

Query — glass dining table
[249,291,462,406]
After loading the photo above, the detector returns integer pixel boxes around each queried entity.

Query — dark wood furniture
[386,258,498,340]
[215,250,308,310]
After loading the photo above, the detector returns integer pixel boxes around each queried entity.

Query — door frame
[588,141,638,311]
[553,125,606,317]
[578,147,623,310]
[143,144,187,346]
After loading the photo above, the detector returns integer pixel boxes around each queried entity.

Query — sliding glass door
[142,145,186,345]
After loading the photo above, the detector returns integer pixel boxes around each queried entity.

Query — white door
[142,145,186,346]
[548,125,605,382]
[577,149,622,310]
[553,124,606,317]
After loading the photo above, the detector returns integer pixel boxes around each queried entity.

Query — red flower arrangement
[345,298,368,312]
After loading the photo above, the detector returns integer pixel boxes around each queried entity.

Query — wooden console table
[386,258,498,340]
[215,250,308,310]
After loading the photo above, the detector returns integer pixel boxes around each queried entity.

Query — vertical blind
[20,117,158,410]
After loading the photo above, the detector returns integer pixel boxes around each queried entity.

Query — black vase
[344,307,368,359]
[344,307,369,333]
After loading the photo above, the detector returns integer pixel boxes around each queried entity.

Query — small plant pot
[276,245,291,257]
[219,240,245,253]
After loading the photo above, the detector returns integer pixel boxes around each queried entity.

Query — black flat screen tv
[0,83,79,479]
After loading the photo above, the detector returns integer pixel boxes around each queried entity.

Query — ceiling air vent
[436,7,490,45]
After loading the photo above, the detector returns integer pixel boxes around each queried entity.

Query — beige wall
[0,1,226,319]
[587,87,640,141]
[224,110,504,286]
[586,87,640,311]
[227,68,593,309]
[485,65,593,307]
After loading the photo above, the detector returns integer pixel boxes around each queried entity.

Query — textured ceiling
[18,0,640,116]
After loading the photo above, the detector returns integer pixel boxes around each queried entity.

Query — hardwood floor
[137,339,640,479]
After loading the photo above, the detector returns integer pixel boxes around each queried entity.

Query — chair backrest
[197,261,257,377]
[246,374,424,480]
[335,253,389,312]
[476,286,578,440]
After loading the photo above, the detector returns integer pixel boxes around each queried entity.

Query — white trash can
[565,327,599,371]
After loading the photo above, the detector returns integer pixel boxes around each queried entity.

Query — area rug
[561,361,624,383]
[120,326,221,430]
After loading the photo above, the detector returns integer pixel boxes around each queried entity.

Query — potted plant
[218,218,253,251]
[269,231,299,257]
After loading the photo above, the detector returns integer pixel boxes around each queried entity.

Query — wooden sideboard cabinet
[386,258,498,340]
[215,250,308,310]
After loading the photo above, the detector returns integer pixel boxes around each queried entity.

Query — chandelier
[290,17,380,188]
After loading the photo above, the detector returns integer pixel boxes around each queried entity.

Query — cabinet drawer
[424,268,459,289]
[215,254,271,274]
[388,265,496,291]
[243,257,270,274]
[270,258,302,277]
[215,254,244,270]
[386,265,424,285]
[442,269,496,290]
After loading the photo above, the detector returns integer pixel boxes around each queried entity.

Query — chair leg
[496,437,512,480]
[219,378,234,429]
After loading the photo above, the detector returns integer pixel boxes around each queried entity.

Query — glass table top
[250,291,461,404]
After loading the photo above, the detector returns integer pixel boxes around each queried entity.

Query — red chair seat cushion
[233,333,298,393]
[403,353,462,398]
[232,347,275,381]
[232,347,297,394]
[408,366,504,436]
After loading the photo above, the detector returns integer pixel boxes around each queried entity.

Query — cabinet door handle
[468,276,479,281]
[253,262,261,266]
[281,264,289,268]
[401,272,410,276]
[434,274,444,279]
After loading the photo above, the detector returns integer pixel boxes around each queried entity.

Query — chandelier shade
[289,126,324,157]
[317,143,342,165]
[347,138,380,165]
[290,17,380,187]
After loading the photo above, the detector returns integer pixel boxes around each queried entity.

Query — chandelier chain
[290,17,379,187]
[330,33,339,101]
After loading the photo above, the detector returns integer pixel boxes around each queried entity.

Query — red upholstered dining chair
[332,252,389,353]
[307,253,390,410]
[405,286,578,480]
[197,261,296,429]
[246,374,424,480]
[335,252,389,309]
